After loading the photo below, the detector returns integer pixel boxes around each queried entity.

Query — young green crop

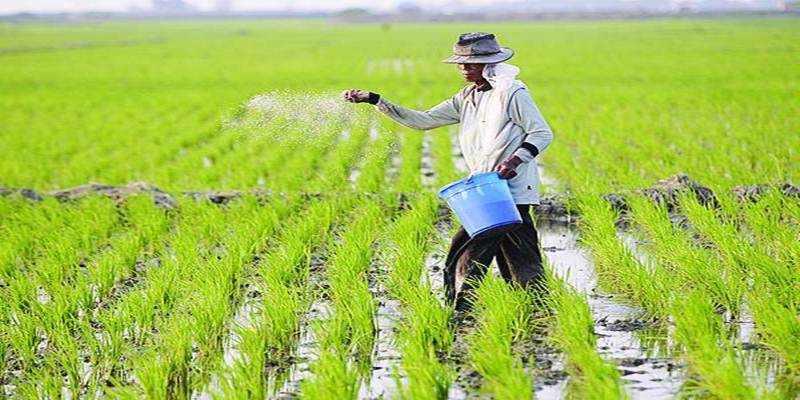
[1,17,797,399]
[467,273,534,399]
[301,201,387,399]
[386,194,453,399]
[679,192,800,395]
[545,268,627,399]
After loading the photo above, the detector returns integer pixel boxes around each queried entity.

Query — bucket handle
[465,171,498,184]
[465,173,476,184]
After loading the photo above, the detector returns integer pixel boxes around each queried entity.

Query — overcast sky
[0,0,778,14]
[0,0,509,14]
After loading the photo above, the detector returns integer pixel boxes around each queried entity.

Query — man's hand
[342,89,371,103]
[495,155,523,179]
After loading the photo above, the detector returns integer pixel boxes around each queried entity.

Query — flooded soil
[362,254,404,399]
[539,220,685,399]
[272,252,331,399]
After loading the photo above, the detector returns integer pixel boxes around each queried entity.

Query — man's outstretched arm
[343,89,460,131]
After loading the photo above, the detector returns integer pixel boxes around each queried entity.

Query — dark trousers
[444,204,544,311]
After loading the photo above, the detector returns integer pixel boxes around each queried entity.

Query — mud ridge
[0,183,405,209]
[6,174,793,219]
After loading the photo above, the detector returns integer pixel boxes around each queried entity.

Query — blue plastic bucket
[438,172,523,238]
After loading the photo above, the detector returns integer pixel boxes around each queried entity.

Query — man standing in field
[343,32,554,311]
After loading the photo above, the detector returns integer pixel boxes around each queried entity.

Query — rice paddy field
[1,16,799,399]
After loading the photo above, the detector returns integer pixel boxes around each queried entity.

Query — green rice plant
[301,346,361,399]
[395,129,424,193]
[213,198,345,398]
[125,195,293,398]
[747,292,800,395]
[89,199,230,393]
[355,127,396,193]
[626,195,770,396]
[3,19,798,191]
[215,126,376,397]
[680,193,793,298]
[311,123,371,193]
[679,193,799,394]
[12,195,173,396]
[430,128,461,187]
[301,201,387,399]
[1,196,120,389]
[739,191,800,299]
[576,195,669,317]
[672,291,755,399]
[627,194,744,315]
[545,269,627,400]
[88,194,173,304]
[1,18,798,398]
[385,193,454,399]
[0,198,70,290]
[467,273,533,399]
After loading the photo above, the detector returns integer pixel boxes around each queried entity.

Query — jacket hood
[482,62,520,92]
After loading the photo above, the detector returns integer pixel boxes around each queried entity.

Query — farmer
[343,32,553,311]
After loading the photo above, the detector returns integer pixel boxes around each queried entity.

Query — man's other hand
[342,89,371,103]
[495,155,523,179]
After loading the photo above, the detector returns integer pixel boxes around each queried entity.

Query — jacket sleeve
[508,88,554,163]
[374,95,460,131]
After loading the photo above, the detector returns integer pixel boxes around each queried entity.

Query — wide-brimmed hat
[442,32,514,64]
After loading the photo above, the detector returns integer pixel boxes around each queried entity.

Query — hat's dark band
[453,49,502,56]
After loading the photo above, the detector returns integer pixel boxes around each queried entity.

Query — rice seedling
[386,194,454,399]
[1,196,120,392]
[300,201,387,399]
[545,269,627,399]
[679,192,799,395]
[211,198,342,399]
[576,195,668,316]
[395,130,424,193]
[429,127,461,188]
[467,273,533,399]
[628,195,745,316]
[672,291,756,399]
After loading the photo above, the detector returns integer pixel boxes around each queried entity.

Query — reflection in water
[538,220,685,399]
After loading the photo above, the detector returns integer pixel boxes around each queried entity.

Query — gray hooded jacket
[375,64,554,204]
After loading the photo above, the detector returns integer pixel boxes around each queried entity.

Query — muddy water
[361,244,405,399]
[274,299,330,398]
[619,233,783,395]
[540,221,684,399]
[361,293,404,399]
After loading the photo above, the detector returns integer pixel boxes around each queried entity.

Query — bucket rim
[469,220,523,238]
[437,171,501,199]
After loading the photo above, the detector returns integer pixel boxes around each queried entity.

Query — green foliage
[468,273,533,399]
[0,17,796,399]
[546,270,627,400]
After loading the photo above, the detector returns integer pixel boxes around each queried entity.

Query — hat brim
[442,47,514,64]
